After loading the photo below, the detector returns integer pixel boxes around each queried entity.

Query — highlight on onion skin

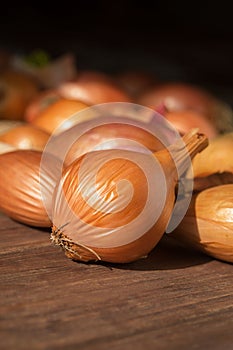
[172,184,233,263]
[0,150,61,227]
[0,124,50,151]
[51,130,208,264]
[0,141,16,154]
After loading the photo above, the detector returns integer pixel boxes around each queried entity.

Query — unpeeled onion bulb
[0,150,61,227]
[51,130,208,263]
[172,184,233,263]
[31,99,89,134]
[64,122,167,166]
[0,70,39,120]
[188,132,233,191]
[0,124,50,151]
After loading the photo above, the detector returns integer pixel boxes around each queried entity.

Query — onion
[0,70,39,120]
[57,74,132,105]
[172,184,233,263]
[51,130,208,263]
[0,120,23,135]
[24,90,60,122]
[0,124,50,151]
[138,82,233,133]
[187,132,233,192]
[0,150,62,227]
[64,122,167,166]
[115,70,157,98]
[31,99,90,134]
[165,110,218,139]
[191,132,233,177]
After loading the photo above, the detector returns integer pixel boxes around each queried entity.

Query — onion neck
[156,129,209,180]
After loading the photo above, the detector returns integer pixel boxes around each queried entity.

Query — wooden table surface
[1,212,233,350]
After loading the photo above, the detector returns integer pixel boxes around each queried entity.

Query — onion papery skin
[31,99,89,134]
[172,184,233,263]
[0,150,61,227]
[0,124,50,151]
[51,131,208,263]
[64,122,167,167]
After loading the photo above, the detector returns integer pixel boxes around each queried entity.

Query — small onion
[0,70,39,120]
[31,99,90,134]
[51,130,208,263]
[0,150,61,227]
[0,124,50,151]
[172,184,233,263]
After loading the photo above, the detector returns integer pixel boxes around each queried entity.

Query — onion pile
[0,49,233,266]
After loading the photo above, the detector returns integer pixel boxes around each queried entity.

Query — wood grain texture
[0,212,233,350]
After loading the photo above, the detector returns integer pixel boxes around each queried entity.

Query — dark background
[1,1,233,103]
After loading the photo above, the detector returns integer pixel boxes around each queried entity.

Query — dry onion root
[172,184,233,263]
[0,150,61,227]
[51,130,208,264]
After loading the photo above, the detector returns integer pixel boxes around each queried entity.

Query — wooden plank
[0,213,233,350]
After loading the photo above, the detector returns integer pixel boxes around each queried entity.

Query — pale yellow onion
[0,150,61,227]
[191,132,233,177]
[51,130,208,263]
[172,184,233,263]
